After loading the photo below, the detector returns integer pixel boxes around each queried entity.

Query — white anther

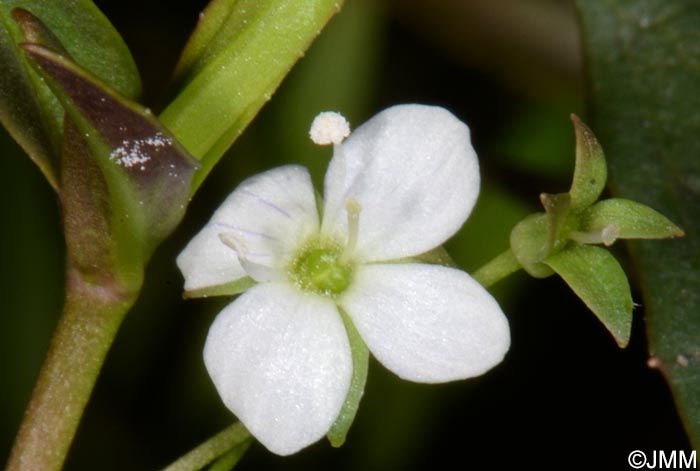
[309,111,351,145]
[601,224,620,246]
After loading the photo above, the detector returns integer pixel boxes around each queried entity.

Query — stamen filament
[340,198,361,264]
[569,224,620,246]
[219,233,280,282]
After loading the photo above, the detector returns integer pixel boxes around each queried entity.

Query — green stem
[471,249,522,289]
[160,423,253,471]
[206,440,252,471]
[5,266,139,471]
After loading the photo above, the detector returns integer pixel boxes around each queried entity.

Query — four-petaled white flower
[177,104,510,456]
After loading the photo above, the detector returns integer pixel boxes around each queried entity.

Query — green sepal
[544,244,633,348]
[540,192,572,252]
[22,42,197,282]
[510,213,555,278]
[568,114,607,211]
[327,308,369,447]
[184,277,257,299]
[581,198,684,240]
[159,0,345,192]
[0,4,140,190]
[413,246,457,267]
[391,246,457,267]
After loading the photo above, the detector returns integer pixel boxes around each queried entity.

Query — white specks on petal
[309,111,351,145]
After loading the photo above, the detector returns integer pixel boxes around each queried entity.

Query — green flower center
[290,244,353,297]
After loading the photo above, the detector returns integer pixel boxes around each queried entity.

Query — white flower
[177,104,510,456]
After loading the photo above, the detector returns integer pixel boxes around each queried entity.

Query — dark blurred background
[0,0,690,469]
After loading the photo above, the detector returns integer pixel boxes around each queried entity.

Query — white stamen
[600,224,620,246]
[340,198,361,264]
[569,224,620,246]
[219,233,280,282]
[309,111,350,145]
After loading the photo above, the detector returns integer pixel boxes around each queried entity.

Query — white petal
[204,282,352,455]
[178,165,319,288]
[322,104,479,262]
[176,224,247,292]
[340,263,510,382]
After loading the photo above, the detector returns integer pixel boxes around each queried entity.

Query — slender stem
[5,266,139,471]
[160,423,253,471]
[471,249,522,289]
[206,439,253,471]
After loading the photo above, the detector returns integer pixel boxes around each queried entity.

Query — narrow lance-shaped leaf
[544,244,633,348]
[581,198,685,240]
[22,42,198,281]
[160,0,345,191]
[576,0,700,447]
[568,114,606,211]
[0,3,140,190]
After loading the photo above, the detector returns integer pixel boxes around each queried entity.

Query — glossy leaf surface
[577,0,700,446]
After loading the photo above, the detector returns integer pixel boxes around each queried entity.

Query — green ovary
[291,245,353,297]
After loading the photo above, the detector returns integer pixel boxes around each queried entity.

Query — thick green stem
[5,266,139,471]
[160,423,253,471]
[472,249,522,289]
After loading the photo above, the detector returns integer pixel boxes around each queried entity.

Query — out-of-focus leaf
[568,114,606,211]
[23,43,196,284]
[0,2,140,190]
[159,0,344,191]
[544,244,633,347]
[491,106,575,180]
[577,0,700,446]
[582,198,684,240]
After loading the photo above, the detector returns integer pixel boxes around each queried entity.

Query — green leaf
[0,3,140,190]
[328,308,369,447]
[544,244,633,348]
[159,0,345,191]
[576,0,700,446]
[23,43,197,283]
[582,198,684,240]
[568,114,607,210]
[510,213,555,278]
